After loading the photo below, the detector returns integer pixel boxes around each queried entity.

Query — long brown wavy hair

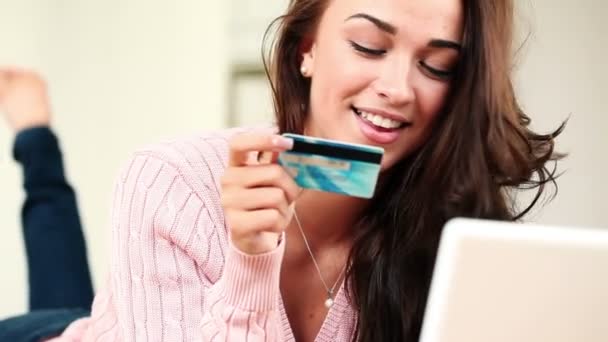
[263,0,565,341]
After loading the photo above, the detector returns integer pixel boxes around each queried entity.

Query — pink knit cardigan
[49,127,357,341]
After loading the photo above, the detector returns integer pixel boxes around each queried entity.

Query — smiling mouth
[351,106,410,130]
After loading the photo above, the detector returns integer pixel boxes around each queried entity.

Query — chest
[280,252,353,341]
[281,270,332,341]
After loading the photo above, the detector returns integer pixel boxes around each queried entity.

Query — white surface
[0,0,606,319]
[420,218,608,342]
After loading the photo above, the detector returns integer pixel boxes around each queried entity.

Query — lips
[351,106,410,131]
[352,106,411,145]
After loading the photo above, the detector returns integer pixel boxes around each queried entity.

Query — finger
[222,164,301,202]
[222,187,290,216]
[228,133,293,167]
[257,151,276,164]
[226,208,289,235]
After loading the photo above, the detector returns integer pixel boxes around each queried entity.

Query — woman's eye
[349,41,386,57]
[419,61,454,81]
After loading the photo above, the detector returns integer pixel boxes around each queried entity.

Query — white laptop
[419,218,608,342]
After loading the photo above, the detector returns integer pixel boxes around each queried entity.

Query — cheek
[312,43,374,106]
[381,82,450,169]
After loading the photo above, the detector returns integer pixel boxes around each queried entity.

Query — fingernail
[272,136,293,150]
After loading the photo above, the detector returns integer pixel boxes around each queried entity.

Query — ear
[299,37,316,77]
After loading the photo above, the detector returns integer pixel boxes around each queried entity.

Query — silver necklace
[293,207,346,309]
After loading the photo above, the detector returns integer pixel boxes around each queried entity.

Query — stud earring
[300,65,308,76]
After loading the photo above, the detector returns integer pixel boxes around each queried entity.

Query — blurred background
[0,0,606,318]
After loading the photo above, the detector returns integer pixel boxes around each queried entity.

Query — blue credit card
[278,133,384,198]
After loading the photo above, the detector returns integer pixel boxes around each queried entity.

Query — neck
[291,190,368,248]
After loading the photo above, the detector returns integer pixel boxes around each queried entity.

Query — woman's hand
[221,133,300,255]
[0,67,52,132]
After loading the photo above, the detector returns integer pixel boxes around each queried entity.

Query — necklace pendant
[324,297,334,309]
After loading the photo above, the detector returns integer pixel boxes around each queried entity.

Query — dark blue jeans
[0,308,89,342]
[0,128,94,341]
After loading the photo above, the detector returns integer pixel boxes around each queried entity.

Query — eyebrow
[346,13,462,52]
[346,13,397,35]
[429,39,462,52]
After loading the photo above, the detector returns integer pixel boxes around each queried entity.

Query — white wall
[514,0,608,227]
[0,0,606,318]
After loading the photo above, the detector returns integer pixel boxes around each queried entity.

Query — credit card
[278,133,384,198]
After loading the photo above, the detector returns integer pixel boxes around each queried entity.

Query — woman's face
[302,0,463,170]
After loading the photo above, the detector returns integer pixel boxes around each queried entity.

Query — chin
[380,146,418,172]
[379,154,400,172]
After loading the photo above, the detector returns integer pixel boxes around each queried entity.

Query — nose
[373,59,415,106]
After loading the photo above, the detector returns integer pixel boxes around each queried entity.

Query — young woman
[9,0,564,341]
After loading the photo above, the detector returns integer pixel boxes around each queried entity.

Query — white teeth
[372,115,383,126]
[381,118,393,128]
[358,110,403,129]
